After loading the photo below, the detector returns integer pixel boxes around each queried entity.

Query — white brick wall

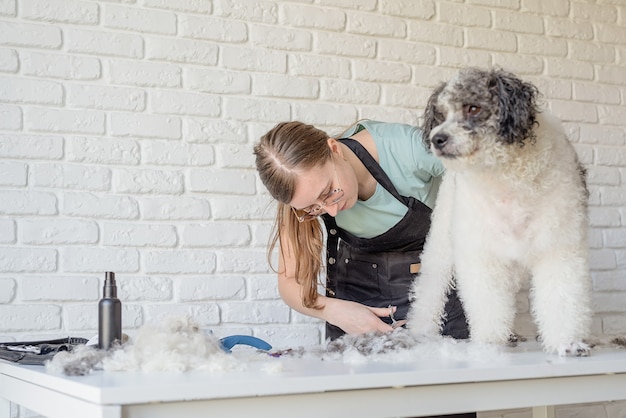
[0,1,625,417]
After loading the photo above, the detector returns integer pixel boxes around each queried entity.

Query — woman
[253,120,469,341]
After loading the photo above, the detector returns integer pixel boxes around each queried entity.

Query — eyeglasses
[291,158,345,223]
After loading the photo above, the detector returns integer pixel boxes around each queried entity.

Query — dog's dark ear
[488,70,539,145]
[577,160,590,204]
[421,82,446,149]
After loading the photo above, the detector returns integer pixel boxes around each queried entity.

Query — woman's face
[289,151,356,220]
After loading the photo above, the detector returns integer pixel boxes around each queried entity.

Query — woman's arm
[277,235,395,335]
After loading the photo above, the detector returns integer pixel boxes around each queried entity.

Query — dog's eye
[464,105,482,118]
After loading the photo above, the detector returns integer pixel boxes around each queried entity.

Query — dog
[407,67,593,356]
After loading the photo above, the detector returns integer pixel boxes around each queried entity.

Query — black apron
[322,138,469,341]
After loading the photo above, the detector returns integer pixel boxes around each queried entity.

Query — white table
[1,343,626,418]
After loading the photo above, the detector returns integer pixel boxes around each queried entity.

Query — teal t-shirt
[334,120,444,238]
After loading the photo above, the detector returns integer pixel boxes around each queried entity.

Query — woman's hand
[324,298,396,335]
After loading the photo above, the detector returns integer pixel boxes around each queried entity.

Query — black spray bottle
[98,271,122,350]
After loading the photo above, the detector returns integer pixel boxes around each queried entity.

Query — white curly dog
[407,68,592,356]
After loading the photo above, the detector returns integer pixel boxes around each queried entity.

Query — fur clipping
[325,328,419,356]
[46,344,109,376]
[47,316,243,376]
[319,329,509,365]
[46,314,625,375]
[318,330,626,365]
[103,316,237,373]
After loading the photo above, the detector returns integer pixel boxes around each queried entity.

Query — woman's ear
[327,138,343,158]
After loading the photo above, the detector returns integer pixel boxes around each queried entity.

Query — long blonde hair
[253,121,332,309]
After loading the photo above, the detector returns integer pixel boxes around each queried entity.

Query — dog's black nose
[432,133,449,150]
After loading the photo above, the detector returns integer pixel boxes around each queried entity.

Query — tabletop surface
[2,342,626,405]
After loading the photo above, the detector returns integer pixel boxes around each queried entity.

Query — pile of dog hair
[46,315,626,376]
[47,316,244,376]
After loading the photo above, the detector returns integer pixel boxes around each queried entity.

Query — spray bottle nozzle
[105,271,116,285]
[103,271,117,298]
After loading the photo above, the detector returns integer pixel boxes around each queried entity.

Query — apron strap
[325,134,433,294]
[338,138,411,208]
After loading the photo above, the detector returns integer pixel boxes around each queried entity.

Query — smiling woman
[253,119,471,345]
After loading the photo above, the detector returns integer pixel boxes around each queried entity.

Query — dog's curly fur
[407,68,593,357]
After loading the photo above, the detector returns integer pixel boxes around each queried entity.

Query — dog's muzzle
[432,132,450,151]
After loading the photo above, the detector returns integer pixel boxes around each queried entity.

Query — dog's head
[422,67,539,163]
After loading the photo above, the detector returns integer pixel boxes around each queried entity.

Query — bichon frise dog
[407,67,592,357]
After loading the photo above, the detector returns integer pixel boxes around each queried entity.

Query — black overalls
[322,138,470,341]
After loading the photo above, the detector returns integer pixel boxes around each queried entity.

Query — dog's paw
[506,332,527,347]
[557,341,591,357]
